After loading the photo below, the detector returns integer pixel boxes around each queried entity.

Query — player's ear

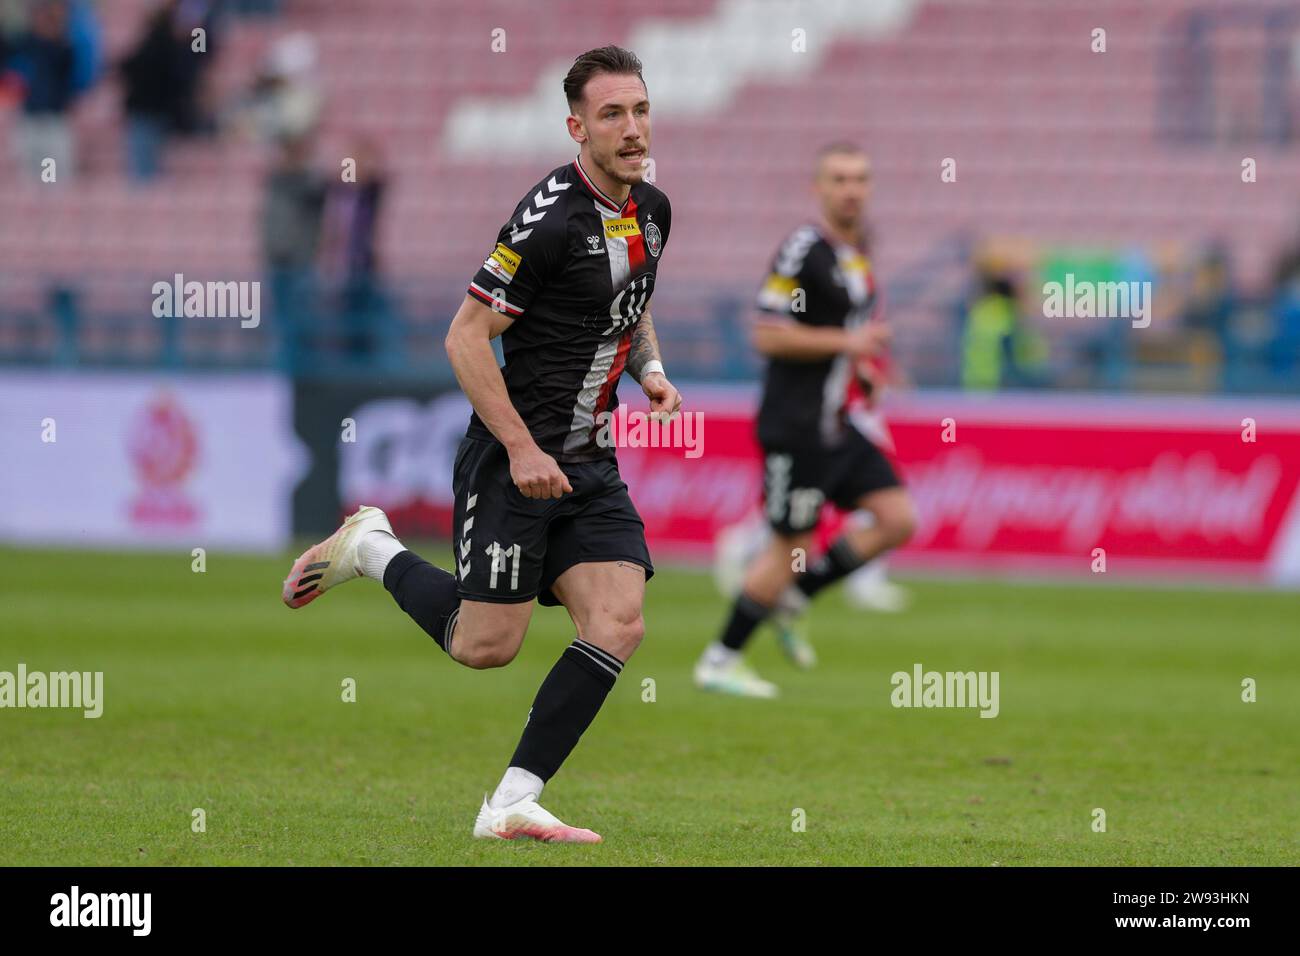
[566,112,587,145]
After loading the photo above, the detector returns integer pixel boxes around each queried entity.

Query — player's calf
[701,533,802,658]
[477,561,642,827]
[375,546,463,655]
[287,509,473,661]
[795,489,916,601]
[550,560,648,662]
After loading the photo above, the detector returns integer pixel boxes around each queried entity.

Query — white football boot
[712,515,770,599]
[473,795,602,844]
[694,654,779,699]
[282,505,394,609]
[845,560,911,613]
[771,586,817,669]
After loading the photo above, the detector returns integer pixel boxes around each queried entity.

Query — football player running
[695,143,916,698]
[283,47,677,841]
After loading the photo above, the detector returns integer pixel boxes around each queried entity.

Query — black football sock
[796,536,867,600]
[509,639,623,783]
[718,592,773,652]
[382,550,461,656]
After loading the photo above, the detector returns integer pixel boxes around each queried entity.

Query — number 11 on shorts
[487,541,521,591]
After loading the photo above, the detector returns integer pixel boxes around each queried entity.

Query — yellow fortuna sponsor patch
[603,217,641,239]
[843,253,868,275]
[761,274,799,297]
[756,273,800,311]
[488,243,521,276]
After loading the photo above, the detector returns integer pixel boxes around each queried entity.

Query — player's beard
[597,143,647,187]
[828,208,861,236]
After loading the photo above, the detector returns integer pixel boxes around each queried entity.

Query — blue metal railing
[2,243,1298,394]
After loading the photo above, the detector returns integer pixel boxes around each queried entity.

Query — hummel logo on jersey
[586,235,605,255]
[458,493,477,579]
[509,175,571,244]
[774,225,818,277]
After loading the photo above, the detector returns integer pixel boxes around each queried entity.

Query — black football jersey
[753,223,877,448]
[465,157,671,462]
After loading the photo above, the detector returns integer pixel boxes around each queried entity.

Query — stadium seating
[2,0,1299,387]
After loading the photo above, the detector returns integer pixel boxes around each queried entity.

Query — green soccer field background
[1,546,1296,866]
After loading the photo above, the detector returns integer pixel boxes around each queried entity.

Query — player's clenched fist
[509,443,573,499]
[642,370,682,425]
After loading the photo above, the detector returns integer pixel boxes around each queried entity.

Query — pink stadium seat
[4,0,1299,360]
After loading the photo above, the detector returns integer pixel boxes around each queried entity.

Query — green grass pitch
[1,544,1296,866]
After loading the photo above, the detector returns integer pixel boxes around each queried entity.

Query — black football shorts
[450,436,654,606]
[761,425,902,535]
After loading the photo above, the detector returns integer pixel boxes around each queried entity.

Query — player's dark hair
[563,46,645,111]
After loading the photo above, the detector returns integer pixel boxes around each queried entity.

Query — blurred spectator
[0,16,20,108]
[1183,244,1235,344]
[224,0,281,15]
[169,0,222,134]
[120,4,177,180]
[319,136,389,358]
[961,269,1047,390]
[231,31,322,145]
[1268,230,1300,378]
[65,0,101,95]
[262,135,327,370]
[119,0,220,181]
[6,0,79,181]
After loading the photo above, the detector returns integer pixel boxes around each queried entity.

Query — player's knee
[623,612,646,653]
[879,501,917,548]
[457,640,519,670]
[772,532,811,565]
[586,608,644,661]
[453,624,524,670]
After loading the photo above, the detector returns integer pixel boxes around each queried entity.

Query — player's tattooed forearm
[627,312,661,382]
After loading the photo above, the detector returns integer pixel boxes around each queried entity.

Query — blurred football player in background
[696,143,916,698]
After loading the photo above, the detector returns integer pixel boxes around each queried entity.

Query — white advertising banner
[0,371,305,552]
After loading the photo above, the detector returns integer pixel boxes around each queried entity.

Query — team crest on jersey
[645,221,663,258]
[585,273,654,336]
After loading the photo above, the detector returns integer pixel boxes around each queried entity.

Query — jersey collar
[816,214,867,254]
[573,156,629,214]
